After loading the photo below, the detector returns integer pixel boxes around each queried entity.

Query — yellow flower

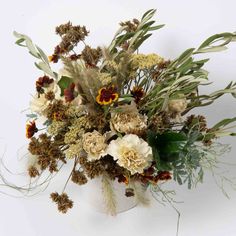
[96,85,118,105]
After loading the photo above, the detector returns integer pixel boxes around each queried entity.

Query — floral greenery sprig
[8,9,236,220]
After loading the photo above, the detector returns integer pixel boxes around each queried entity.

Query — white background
[0,0,236,235]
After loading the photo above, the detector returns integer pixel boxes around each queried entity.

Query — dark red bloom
[69,54,80,61]
[64,83,75,102]
[96,85,118,105]
[36,76,54,93]
[26,121,38,139]
[49,45,66,63]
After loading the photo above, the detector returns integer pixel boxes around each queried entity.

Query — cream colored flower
[29,94,49,115]
[110,103,147,135]
[82,130,107,161]
[131,53,164,70]
[106,134,152,175]
[29,82,61,115]
[168,98,187,114]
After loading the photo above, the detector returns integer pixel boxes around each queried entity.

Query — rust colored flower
[117,174,129,185]
[48,54,59,63]
[48,46,66,63]
[26,121,38,139]
[156,171,172,181]
[137,166,171,185]
[96,85,118,105]
[64,83,75,102]
[131,86,145,103]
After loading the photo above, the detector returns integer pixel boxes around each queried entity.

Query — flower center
[96,85,118,105]
[119,147,144,168]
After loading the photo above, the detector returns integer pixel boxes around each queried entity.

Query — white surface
[0,0,236,235]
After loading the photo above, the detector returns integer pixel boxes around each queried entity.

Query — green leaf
[43,119,52,126]
[35,62,56,78]
[26,113,37,119]
[36,45,49,65]
[174,48,195,66]
[133,33,152,50]
[58,76,73,96]
[196,46,228,53]
[212,117,236,130]
[147,131,187,169]
[140,20,155,31]
[148,24,165,31]
[196,32,236,55]
[177,175,183,185]
[141,9,156,21]
[129,30,143,48]
[198,33,234,49]
[15,38,26,46]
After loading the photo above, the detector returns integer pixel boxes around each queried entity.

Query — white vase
[81,177,138,214]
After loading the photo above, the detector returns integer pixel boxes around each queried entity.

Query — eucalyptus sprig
[14,31,57,79]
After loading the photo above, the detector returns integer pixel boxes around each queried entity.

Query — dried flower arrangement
[11,9,236,217]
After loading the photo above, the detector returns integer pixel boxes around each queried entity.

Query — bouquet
[12,9,236,216]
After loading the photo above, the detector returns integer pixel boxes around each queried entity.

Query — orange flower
[117,174,129,185]
[26,121,38,139]
[156,171,172,181]
[96,85,118,105]
[48,54,59,63]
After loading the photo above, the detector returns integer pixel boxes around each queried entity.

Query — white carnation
[106,134,153,175]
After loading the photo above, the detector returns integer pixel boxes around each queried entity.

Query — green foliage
[212,117,236,130]
[57,76,74,96]
[141,32,236,117]
[208,117,236,137]
[26,113,38,119]
[147,130,208,189]
[172,131,204,189]
[196,32,236,53]
[147,131,187,171]
[14,31,57,79]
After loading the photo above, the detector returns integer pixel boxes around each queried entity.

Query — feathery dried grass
[101,174,117,216]
[131,181,150,206]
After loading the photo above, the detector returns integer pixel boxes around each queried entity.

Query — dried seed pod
[125,188,135,197]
